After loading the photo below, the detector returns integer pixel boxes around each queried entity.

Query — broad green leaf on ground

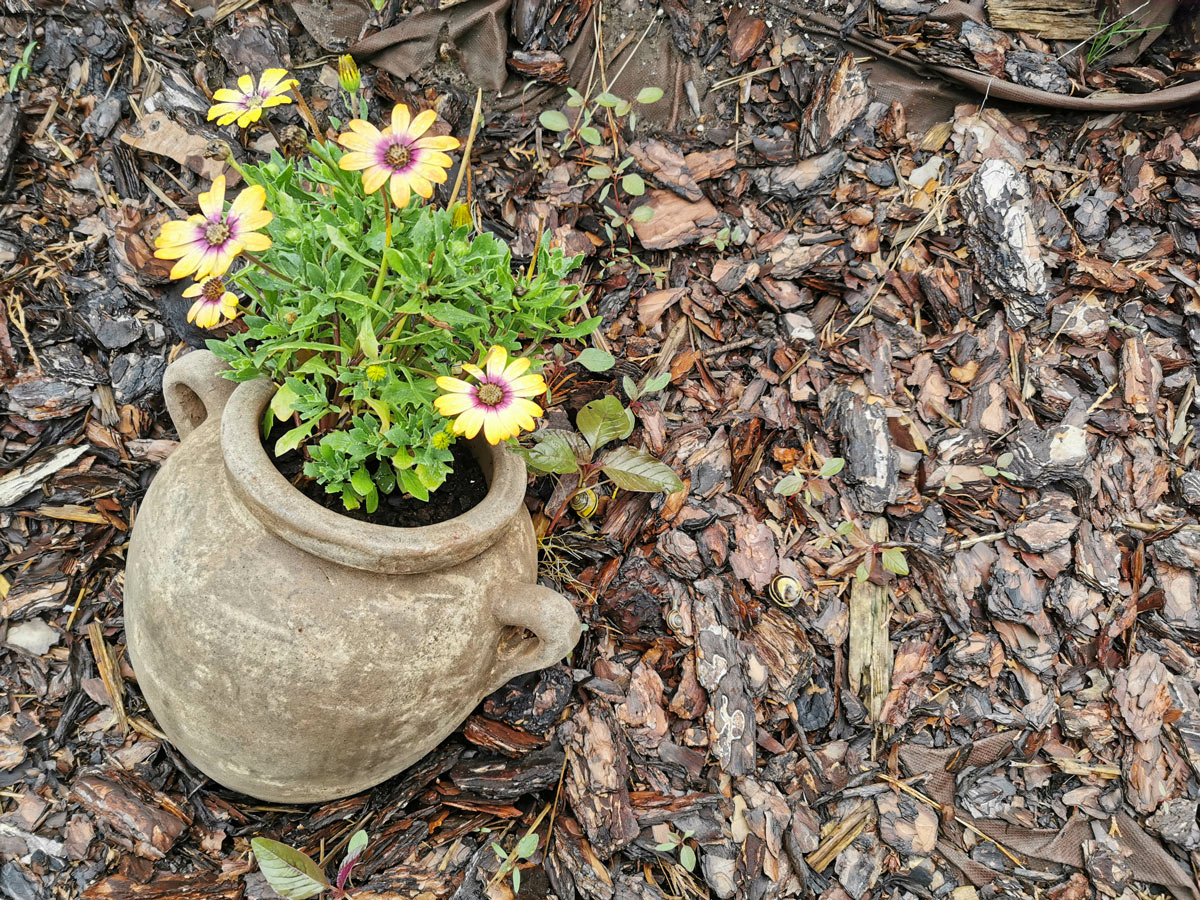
[774,472,805,496]
[576,396,634,451]
[881,547,909,576]
[818,457,845,477]
[513,429,585,473]
[576,347,616,372]
[539,110,569,131]
[600,445,683,493]
[251,839,330,900]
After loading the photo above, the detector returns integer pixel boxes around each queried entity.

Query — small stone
[6,620,60,656]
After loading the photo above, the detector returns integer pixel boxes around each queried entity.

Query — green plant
[699,224,745,253]
[514,394,683,528]
[251,829,368,899]
[1082,2,1165,67]
[490,831,539,894]
[981,451,1017,481]
[654,828,697,872]
[775,456,845,504]
[5,40,35,95]
[622,371,670,402]
[169,89,598,512]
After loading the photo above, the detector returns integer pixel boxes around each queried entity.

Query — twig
[448,89,483,210]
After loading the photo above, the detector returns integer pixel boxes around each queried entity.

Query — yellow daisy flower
[153,175,273,280]
[434,346,546,444]
[337,103,460,208]
[207,69,298,128]
[183,275,239,329]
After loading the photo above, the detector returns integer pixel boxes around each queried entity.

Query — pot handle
[486,583,581,694]
[162,349,237,440]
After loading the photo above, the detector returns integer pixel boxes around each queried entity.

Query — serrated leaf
[631,205,655,223]
[600,445,683,493]
[621,173,646,196]
[881,547,909,576]
[775,473,805,497]
[588,164,612,180]
[636,86,664,104]
[513,429,585,474]
[539,109,569,131]
[251,839,330,900]
[818,457,845,478]
[577,395,634,451]
[680,844,696,872]
[577,347,616,372]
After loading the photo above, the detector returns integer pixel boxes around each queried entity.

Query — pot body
[125,351,579,802]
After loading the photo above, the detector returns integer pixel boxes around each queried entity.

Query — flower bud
[338,55,360,94]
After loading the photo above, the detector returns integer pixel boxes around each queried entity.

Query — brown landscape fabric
[899,735,1200,900]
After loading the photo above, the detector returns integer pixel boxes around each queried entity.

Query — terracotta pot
[125,350,580,802]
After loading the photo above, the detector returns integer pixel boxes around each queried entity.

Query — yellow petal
[414,150,454,168]
[339,151,376,172]
[235,208,273,232]
[338,131,377,153]
[236,74,255,94]
[260,95,293,108]
[408,174,434,198]
[453,407,485,439]
[434,393,474,416]
[461,362,485,381]
[182,281,204,298]
[347,119,383,142]
[362,165,390,195]
[511,398,544,420]
[503,357,531,379]
[407,109,437,140]
[207,102,238,121]
[391,104,411,136]
[414,164,450,186]
[229,184,266,219]
[169,248,205,280]
[436,376,474,394]
[199,175,226,219]
[212,88,243,102]
[483,413,506,445]
[236,108,263,128]
[240,231,273,253]
[258,68,291,92]
[416,135,461,151]
[389,177,411,209]
[508,373,546,397]
[484,346,508,378]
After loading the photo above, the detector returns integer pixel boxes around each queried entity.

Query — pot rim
[221,379,528,575]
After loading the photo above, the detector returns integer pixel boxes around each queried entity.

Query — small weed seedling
[1084,3,1165,68]
[490,832,539,894]
[654,828,697,872]
[981,451,1017,481]
[251,830,368,899]
[775,455,845,505]
[5,40,36,95]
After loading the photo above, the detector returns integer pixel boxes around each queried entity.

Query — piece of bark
[558,704,639,858]
[985,0,1101,38]
[82,872,243,899]
[546,816,616,900]
[507,50,568,84]
[684,148,736,182]
[1004,50,1071,94]
[727,6,768,65]
[120,111,228,183]
[849,518,893,723]
[958,21,1010,77]
[71,776,189,860]
[768,235,837,278]
[1113,651,1172,743]
[448,748,563,800]
[632,190,721,249]
[745,608,815,705]
[0,101,21,186]
[750,150,846,201]
[799,54,870,155]
[1122,335,1161,416]
[876,793,938,856]
[709,259,760,293]
[692,582,757,776]
[1006,492,1080,552]
[961,159,1048,328]
[628,138,704,202]
[614,661,669,752]
[821,386,899,513]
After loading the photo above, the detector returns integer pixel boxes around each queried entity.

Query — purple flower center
[205,220,230,247]
[476,382,505,407]
[384,141,412,170]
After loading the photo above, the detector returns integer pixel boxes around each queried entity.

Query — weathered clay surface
[125,350,581,802]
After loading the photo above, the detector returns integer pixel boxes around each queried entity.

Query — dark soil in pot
[268,428,489,527]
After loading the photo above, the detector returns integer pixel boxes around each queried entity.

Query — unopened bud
[338,55,360,94]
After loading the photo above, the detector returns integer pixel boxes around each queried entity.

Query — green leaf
[251,839,330,900]
[512,867,521,894]
[577,347,616,372]
[636,86,664,104]
[621,173,646,196]
[631,205,655,223]
[654,841,675,852]
[818,457,845,478]
[644,371,671,393]
[275,422,314,456]
[350,466,374,497]
[596,91,621,108]
[775,473,805,497]
[270,382,300,422]
[836,520,855,535]
[680,844,696,872]
[357,317,379,361]
[981,465,999,477]
[539,109,569,131]
[577,395,634,451]
[337,830,369,889]
[588,164,613,180]
[622,375,639,399]
[600,445,683,493]
[513,430,585,474]
[579,126,602,146]
[515,833,539,859]
[881,547,909,576]
[855,561,871,583]
[996,451,1014,467]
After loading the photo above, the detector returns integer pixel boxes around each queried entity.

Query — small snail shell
[570,489,599,518]
[666,609,685,634]
[768,575,801,608]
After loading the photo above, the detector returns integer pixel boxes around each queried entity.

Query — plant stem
[448,88,483,210]
[370,194,392,307]
[242,252,299,287]
[289,84,324,138]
